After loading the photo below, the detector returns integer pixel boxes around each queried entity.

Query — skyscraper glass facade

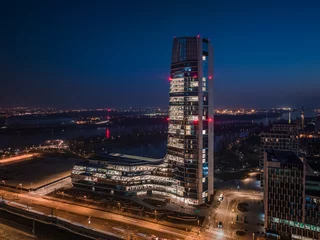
[71,36,214,206]
[167,36,214,205]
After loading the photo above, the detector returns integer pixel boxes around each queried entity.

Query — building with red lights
[71,36,214,206]
[167,36,214,204]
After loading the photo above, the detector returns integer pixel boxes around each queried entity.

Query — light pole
[2,180,5,186]
[19,183,22,193]
[84,195,86,205]
[32,218,35,236]
[252,232,255,240]
[154,210,157,220]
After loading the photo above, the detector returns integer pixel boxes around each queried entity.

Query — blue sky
[0,0,320,108]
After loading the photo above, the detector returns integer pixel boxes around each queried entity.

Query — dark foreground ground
[0,210,91,240]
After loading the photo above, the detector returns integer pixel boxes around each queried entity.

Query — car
[218,222,223,228]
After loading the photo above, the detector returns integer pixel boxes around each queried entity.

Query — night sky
[1,0,320,109]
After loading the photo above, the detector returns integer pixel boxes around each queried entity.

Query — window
[202,56,206,60]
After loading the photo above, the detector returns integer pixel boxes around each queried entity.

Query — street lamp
[117,202,121,210]
[19,183,22,193]
[84,195,86,205]
[2,180,5,186]
[154,210,157,220]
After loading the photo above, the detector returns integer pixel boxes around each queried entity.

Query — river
[0,110,314,156]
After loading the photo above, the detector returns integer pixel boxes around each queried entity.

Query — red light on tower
[166,117,170,121]
[193,75,197,78]
[197,34,200,38]
[209,76,212,80]
[208,118,212,122]
[194,119,199,123]
[169,77,172,81]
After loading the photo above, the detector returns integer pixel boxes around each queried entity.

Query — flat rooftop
[90,153,164,166]
[0,155,83,190]
[266,150,302,165]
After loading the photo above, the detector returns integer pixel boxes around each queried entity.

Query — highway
[0,171,265,240]
[0,153,40,166]
[0,188,198,239]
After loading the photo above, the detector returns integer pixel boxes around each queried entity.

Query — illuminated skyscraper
[166,36,214,205]
[71,36,214,206]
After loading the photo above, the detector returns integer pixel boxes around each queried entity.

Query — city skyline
[1,0,320,109]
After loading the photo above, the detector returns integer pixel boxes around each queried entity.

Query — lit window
[202,56,206,60]
[202,130,207,135]
[202,177,206,182]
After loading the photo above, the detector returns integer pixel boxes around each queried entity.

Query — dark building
[260,123,299,187]
[264,151,320,239]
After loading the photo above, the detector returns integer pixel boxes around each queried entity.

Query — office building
[167,36,214,204]
[71,36,214,205]
[72,153,173,196]
[264,150,320,240]
[260,123,299,187]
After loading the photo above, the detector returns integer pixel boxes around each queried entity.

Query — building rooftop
[90,153,164,166]
[266,150,302,165]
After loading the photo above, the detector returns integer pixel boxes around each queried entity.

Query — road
[0,153,40,166]
[0,188,198,239]
[0,171,265,240]
[201,172,265,240]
